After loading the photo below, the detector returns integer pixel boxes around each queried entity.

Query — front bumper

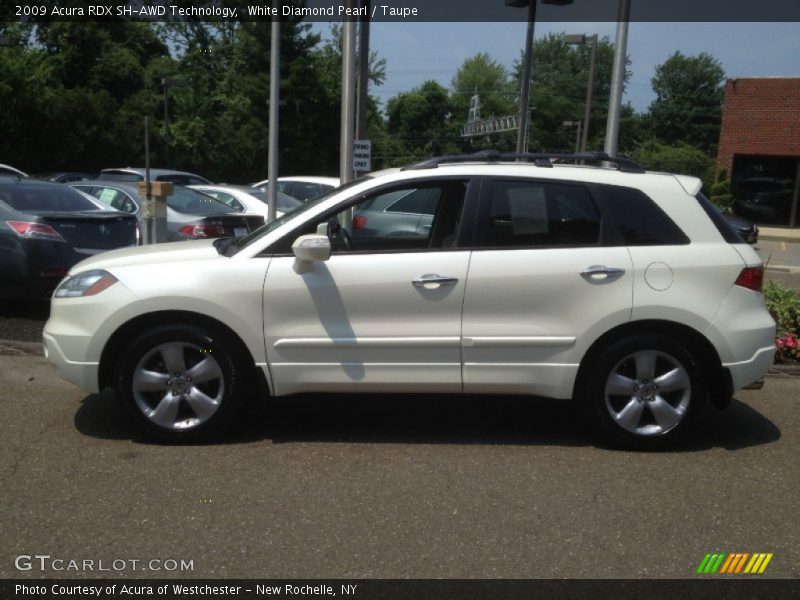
[43,279,142,394]
[43,331,99,392]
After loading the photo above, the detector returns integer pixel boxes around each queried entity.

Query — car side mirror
[292,234,331,273]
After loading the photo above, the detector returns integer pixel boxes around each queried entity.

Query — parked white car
[44,152,775,448]
[188,184,302,220]
[251,176,340,202]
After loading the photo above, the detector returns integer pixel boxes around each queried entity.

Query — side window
[385,188,439,215]
[477,180,601,248]
[600,184,690,246]
[92,187,137,213]
[277,180,467,254]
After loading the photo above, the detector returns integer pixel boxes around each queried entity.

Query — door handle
[412,274,459,287]
[580,265,626,280]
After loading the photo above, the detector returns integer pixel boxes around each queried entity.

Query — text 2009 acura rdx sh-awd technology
[43,153,776,448]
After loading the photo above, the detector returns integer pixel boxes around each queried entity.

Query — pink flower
[777,338,785,348]
[788,338,797,349]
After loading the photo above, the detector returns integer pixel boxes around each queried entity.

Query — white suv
[43,153,776,448]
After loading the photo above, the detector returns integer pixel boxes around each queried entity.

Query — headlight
[54,270,118,298]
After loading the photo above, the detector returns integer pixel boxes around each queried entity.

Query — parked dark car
[32,172,96,184]
[0,177,137,299]
[721,210,758,244]
[70,181,263,240]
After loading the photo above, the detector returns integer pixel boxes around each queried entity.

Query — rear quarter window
[694,192,744,244]
[166,187,232,215]
[599,184,690,246]
[0,183,98,212]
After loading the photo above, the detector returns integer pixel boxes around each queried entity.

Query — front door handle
[580,265,626,280]
[412,274,459,288]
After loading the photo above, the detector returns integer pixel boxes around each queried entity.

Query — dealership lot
[1,351,797,579]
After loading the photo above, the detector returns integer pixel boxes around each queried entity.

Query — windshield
[232,176,370,251]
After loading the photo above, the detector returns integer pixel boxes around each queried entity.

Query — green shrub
[763,281,800,362]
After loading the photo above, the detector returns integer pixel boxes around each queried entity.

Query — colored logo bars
[697,553,773,574]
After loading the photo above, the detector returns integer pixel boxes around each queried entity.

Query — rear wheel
[114,324,246,442]
[582,334,705,449]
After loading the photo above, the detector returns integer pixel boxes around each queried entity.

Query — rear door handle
[412,274,459,288]
[580,265,626,280]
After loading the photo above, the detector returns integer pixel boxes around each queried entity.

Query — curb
[0,339,44,357]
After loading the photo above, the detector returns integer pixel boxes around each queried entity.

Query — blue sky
[313,21,800,114]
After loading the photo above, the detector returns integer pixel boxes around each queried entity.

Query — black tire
[581,334,706,450]
[113,323,247,442]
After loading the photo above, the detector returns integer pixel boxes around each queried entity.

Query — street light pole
[515,1,537,154]
[267,5,280,223]
[162,79,170,168]
[581,35,597,152]
[605,0,631,156]
[508,0,574,154]
[564,33,598,153]
[340,0,357,184]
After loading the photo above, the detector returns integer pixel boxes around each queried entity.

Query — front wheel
[582,334,706,449]
[113,324,246,442]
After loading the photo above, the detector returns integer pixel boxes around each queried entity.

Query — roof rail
[402,151,645,173]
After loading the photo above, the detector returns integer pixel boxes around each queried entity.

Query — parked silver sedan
[189,184,302,220]
[70,182,263,240]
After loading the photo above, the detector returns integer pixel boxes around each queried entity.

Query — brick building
[717,77,800,228]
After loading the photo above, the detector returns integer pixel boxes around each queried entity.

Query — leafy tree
[449,52,517,152]
[631,140,715,190]
[519,34,629,153]
[648,51,725,154]
[450,52,516,124]
[386,80,457,164]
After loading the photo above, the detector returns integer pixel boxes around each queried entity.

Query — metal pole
[267,9,280,222]
[575,121,582,154]
[604,0,630,156]
[516,0,537,154]
[355,0,370,142]
[581,35,597,152]
[789,158,800,229]
[144,117,153,245]
[162,80,170,168]
[340,1,357,183]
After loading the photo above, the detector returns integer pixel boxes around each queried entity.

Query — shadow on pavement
[73,390,780,451]
[0,300,49,343]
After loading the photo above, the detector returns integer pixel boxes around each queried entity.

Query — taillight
[180,224,226,238]
[352,215,367,229]
[734,266,764,292]
[7,221,66,242]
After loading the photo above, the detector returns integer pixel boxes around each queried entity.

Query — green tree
[386,80,457,164]
[518,34,629,153]
[631,140,715,190]
[648,51,725,154]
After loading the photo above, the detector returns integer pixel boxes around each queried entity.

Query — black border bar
[2,0,800,23]
[4,579,800,600]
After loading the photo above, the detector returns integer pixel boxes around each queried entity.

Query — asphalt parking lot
[1,351,798,580]
[2,239,798,581]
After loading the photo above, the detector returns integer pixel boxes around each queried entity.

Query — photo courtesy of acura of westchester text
[1,0,799,597]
